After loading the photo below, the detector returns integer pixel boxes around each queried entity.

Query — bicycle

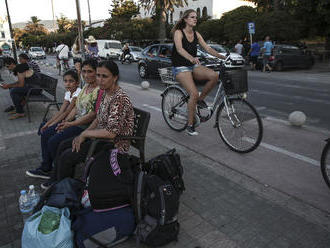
[320,139,330,189]
[56,57,70,75]
[159,62,263,153]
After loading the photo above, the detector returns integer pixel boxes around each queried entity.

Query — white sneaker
[186,125,199,136]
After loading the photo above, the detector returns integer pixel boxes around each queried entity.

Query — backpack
[134,149,184,247]
[146,149,185,194]
[86,148,135,210]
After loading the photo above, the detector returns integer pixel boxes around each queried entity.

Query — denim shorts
[172,65,200,78]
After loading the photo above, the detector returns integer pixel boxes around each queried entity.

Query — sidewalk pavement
[1,66,330,248]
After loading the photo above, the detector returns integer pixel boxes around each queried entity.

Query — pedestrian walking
[248,41,260,70]
[234,40,244,55]
[262,36,274,72]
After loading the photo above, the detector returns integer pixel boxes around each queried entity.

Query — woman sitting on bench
[26,59,100,181]
[42,60,134,188]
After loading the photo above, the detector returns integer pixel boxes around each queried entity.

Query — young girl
[39,70,81,134]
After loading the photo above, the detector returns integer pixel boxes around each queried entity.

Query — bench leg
[26,102,31,122]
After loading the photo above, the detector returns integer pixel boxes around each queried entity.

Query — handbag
[22,206,73,248]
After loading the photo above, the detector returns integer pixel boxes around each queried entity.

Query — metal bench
[86,107,151,164]
[26,73,59,122]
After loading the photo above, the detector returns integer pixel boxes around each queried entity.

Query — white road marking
[143,104,162,112]
[143,103,320,167]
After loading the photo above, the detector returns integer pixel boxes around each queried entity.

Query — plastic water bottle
[19,190,33,222]
[28,185,40,208]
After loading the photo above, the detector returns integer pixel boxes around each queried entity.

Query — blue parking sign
[248,22,255,34]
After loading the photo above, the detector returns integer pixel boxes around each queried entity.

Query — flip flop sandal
[8,114,25,120]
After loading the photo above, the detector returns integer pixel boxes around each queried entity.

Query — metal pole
[87,0,92,27]
[250,33,253,46]
[75,0,85,59]
[51,0,56,31]
[4,0,17,62]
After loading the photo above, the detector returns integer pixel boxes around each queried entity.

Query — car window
[209,44,228,53]
[107,42,121,49]
[31,47,43,52]
[130,47,142,52]
[159,46,172,58]
[281,48,301,55]
[147,46,159,57]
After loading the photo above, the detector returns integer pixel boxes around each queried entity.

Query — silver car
[128,46,143,61]
[28,47,46,59]
[198,44,245,69]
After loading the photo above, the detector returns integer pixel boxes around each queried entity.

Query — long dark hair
[171,9,196,34]
[98,60,119,84]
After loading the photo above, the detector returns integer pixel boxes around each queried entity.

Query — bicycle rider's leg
[175,71,199,126]
[192,65,218,101]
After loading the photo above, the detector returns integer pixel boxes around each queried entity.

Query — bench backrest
[39,73,58,97]
[131,107,150,163]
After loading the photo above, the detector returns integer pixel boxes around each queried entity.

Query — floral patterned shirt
[97,87,134,153]
[75,85,99,119]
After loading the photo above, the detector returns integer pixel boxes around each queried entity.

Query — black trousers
[51,138,113,181]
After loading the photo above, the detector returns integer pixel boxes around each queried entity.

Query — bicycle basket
[221,69,248,95]
[158,67,176,84]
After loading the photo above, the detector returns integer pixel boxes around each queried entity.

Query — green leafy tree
[24,16,47,35]
[197,19,224,44]
[220,6,257,43]
[57,15,73,33]
[139,0,188,41]
[109,0,139,21]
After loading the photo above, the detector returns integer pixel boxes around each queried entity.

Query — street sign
[248,22,255,34]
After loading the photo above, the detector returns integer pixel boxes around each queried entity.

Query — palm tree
[139,0,188,41]
[25,16,47,35]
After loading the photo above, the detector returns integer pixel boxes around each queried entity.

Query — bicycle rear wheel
[161,86,188,131]
[216,98,263,153]
[321,141,330,189]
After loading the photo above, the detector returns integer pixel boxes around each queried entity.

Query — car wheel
[275,61,283,71]
[139,64,148,79]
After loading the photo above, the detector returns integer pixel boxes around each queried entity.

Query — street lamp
[75,0,85,58]
[87,0,92,26]
[4,0,17,62]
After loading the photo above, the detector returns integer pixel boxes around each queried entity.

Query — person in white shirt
[234,40,244,55]
[56,43,70,70]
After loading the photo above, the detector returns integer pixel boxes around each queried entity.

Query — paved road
[34,61,330,214]
[1,62,330,247]
[43,55,330,130]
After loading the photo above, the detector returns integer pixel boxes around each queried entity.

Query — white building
[0,16,12,49]
[139,0,254,24]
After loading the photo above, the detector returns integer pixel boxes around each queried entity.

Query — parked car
[256,44,314,71]
[128,46,143,61]
[28,47,46,59]
[97,40,122,59]
[138,43,222,79]
[198,44,245,69]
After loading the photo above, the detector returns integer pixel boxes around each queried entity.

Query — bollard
[288,111,306,127]
[141,81,150,90]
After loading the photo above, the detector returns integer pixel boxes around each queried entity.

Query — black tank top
[172,30,198,67]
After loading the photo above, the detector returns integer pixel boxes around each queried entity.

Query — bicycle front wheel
[161,86,188,131]
[321,141,330,189]
[216,98,263,153]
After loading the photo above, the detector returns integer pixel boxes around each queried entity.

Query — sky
[0,0,253,24]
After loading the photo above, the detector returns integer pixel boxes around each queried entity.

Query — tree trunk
[158,10,166,43]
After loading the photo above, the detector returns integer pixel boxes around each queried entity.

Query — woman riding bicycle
[172,9,227,136]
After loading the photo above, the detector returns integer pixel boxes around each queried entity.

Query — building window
[180,11,183,18]
[202,7,208,18]
[1,32,5,38]
[170,11,173,24]
[196,8,200,18]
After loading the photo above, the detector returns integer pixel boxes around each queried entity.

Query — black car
[257,45,314,71]
[138,43,222,79]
